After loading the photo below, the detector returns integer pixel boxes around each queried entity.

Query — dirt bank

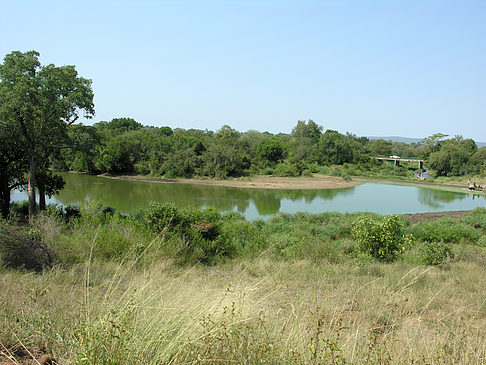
[401,210,473,224]
[98,174,363,190]
[355,176,485,194]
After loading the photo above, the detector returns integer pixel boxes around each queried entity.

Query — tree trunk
[38,181,46,211]
[0,175,10,219]
[28,156,37,222]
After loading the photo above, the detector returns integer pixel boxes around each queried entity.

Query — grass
[1,205,486,363]
[1,257,485,364]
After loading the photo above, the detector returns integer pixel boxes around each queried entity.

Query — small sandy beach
[98,174,363,190]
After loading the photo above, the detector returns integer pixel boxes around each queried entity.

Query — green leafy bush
[273,163,299,177]
[141,201,183,233]
[218,220,265,255]
[307,163,320,173]
[136,203,237,265]
[262,167,274,175]
[352,215,406,262]
[409,218,480,244]
[418,241,455,265]
[460,207,486,234]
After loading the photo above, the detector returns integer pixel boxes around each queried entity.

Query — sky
[1,0,485,141]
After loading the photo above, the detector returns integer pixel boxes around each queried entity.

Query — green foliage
[318,129,354,165]
[352,215,406,262]
[72,303,137,365]
[201,144,250,179]
[428,136,478,176]
[458,207,486,234]
[141,201,182,233]
[291,119,322,143]
[368,139,393,156]
[409,218,480,244]
[216,219,265,256]
[418,241,455,265]
[273,163,299,177]
[136,202,237,265]
[0,50,94,218]
[102,117,143,132]
[256,136,285,166]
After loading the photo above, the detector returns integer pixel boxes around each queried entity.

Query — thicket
[50,119,486,184]
[2,202,485,270]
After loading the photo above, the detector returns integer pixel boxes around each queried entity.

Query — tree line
[53,119,485,180]
[1,51,485,220]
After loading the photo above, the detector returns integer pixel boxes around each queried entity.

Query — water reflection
[418,188,466,208]
[11,173,486,220]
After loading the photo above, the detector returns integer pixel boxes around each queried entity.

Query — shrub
[217,220,265,255]
[418,241,455,265]
[136,203,238,265]
[329,168,342,177]
[273,163,299,177]
[307,163,320,173]
[409,218,480,244]
[352,215,406,262]
[460,207,486,233]
[262,167,274,175]
[9,201,29,220]
[0,224,53,271]
[141,201,183,233]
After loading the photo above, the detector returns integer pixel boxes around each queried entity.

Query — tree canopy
[0,50,94,219]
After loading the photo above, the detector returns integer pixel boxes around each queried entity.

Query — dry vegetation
[1,205,486,364]
[1,256,485,364]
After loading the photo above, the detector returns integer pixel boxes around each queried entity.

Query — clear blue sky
[1,0,485,141]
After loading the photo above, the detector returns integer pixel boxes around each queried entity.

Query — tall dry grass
[1,255,485,364]
[1,206,486,363]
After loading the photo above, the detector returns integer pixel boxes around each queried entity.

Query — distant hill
[367,136,486,148]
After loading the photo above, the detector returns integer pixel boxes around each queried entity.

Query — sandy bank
[98,174,363,190]
[355,176,485,194]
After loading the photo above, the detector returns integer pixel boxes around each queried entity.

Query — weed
[352,215,406,262]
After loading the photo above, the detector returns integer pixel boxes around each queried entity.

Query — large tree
[0,50,94,221]
[0,117,26,218]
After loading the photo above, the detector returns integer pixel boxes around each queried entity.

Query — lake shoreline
[96,173,364,190]
[95,172,485,194]
[354,176,485,194]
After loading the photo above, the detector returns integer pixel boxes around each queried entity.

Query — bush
[329,168,342,177]
[9,201,30,220]
[0,224,53,271]
[306,163,319,173]
[262,167,274,175]
[352,215,406,262]
[418,241,455,265]
[273,163,299,177]
[460,207,486,233]
[409,218,480,244]
[136,203,238,265]
[141,201,183,233]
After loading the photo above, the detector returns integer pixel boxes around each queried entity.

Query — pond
[11,172,486,220]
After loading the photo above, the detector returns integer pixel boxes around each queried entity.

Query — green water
[12,172,486,220]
